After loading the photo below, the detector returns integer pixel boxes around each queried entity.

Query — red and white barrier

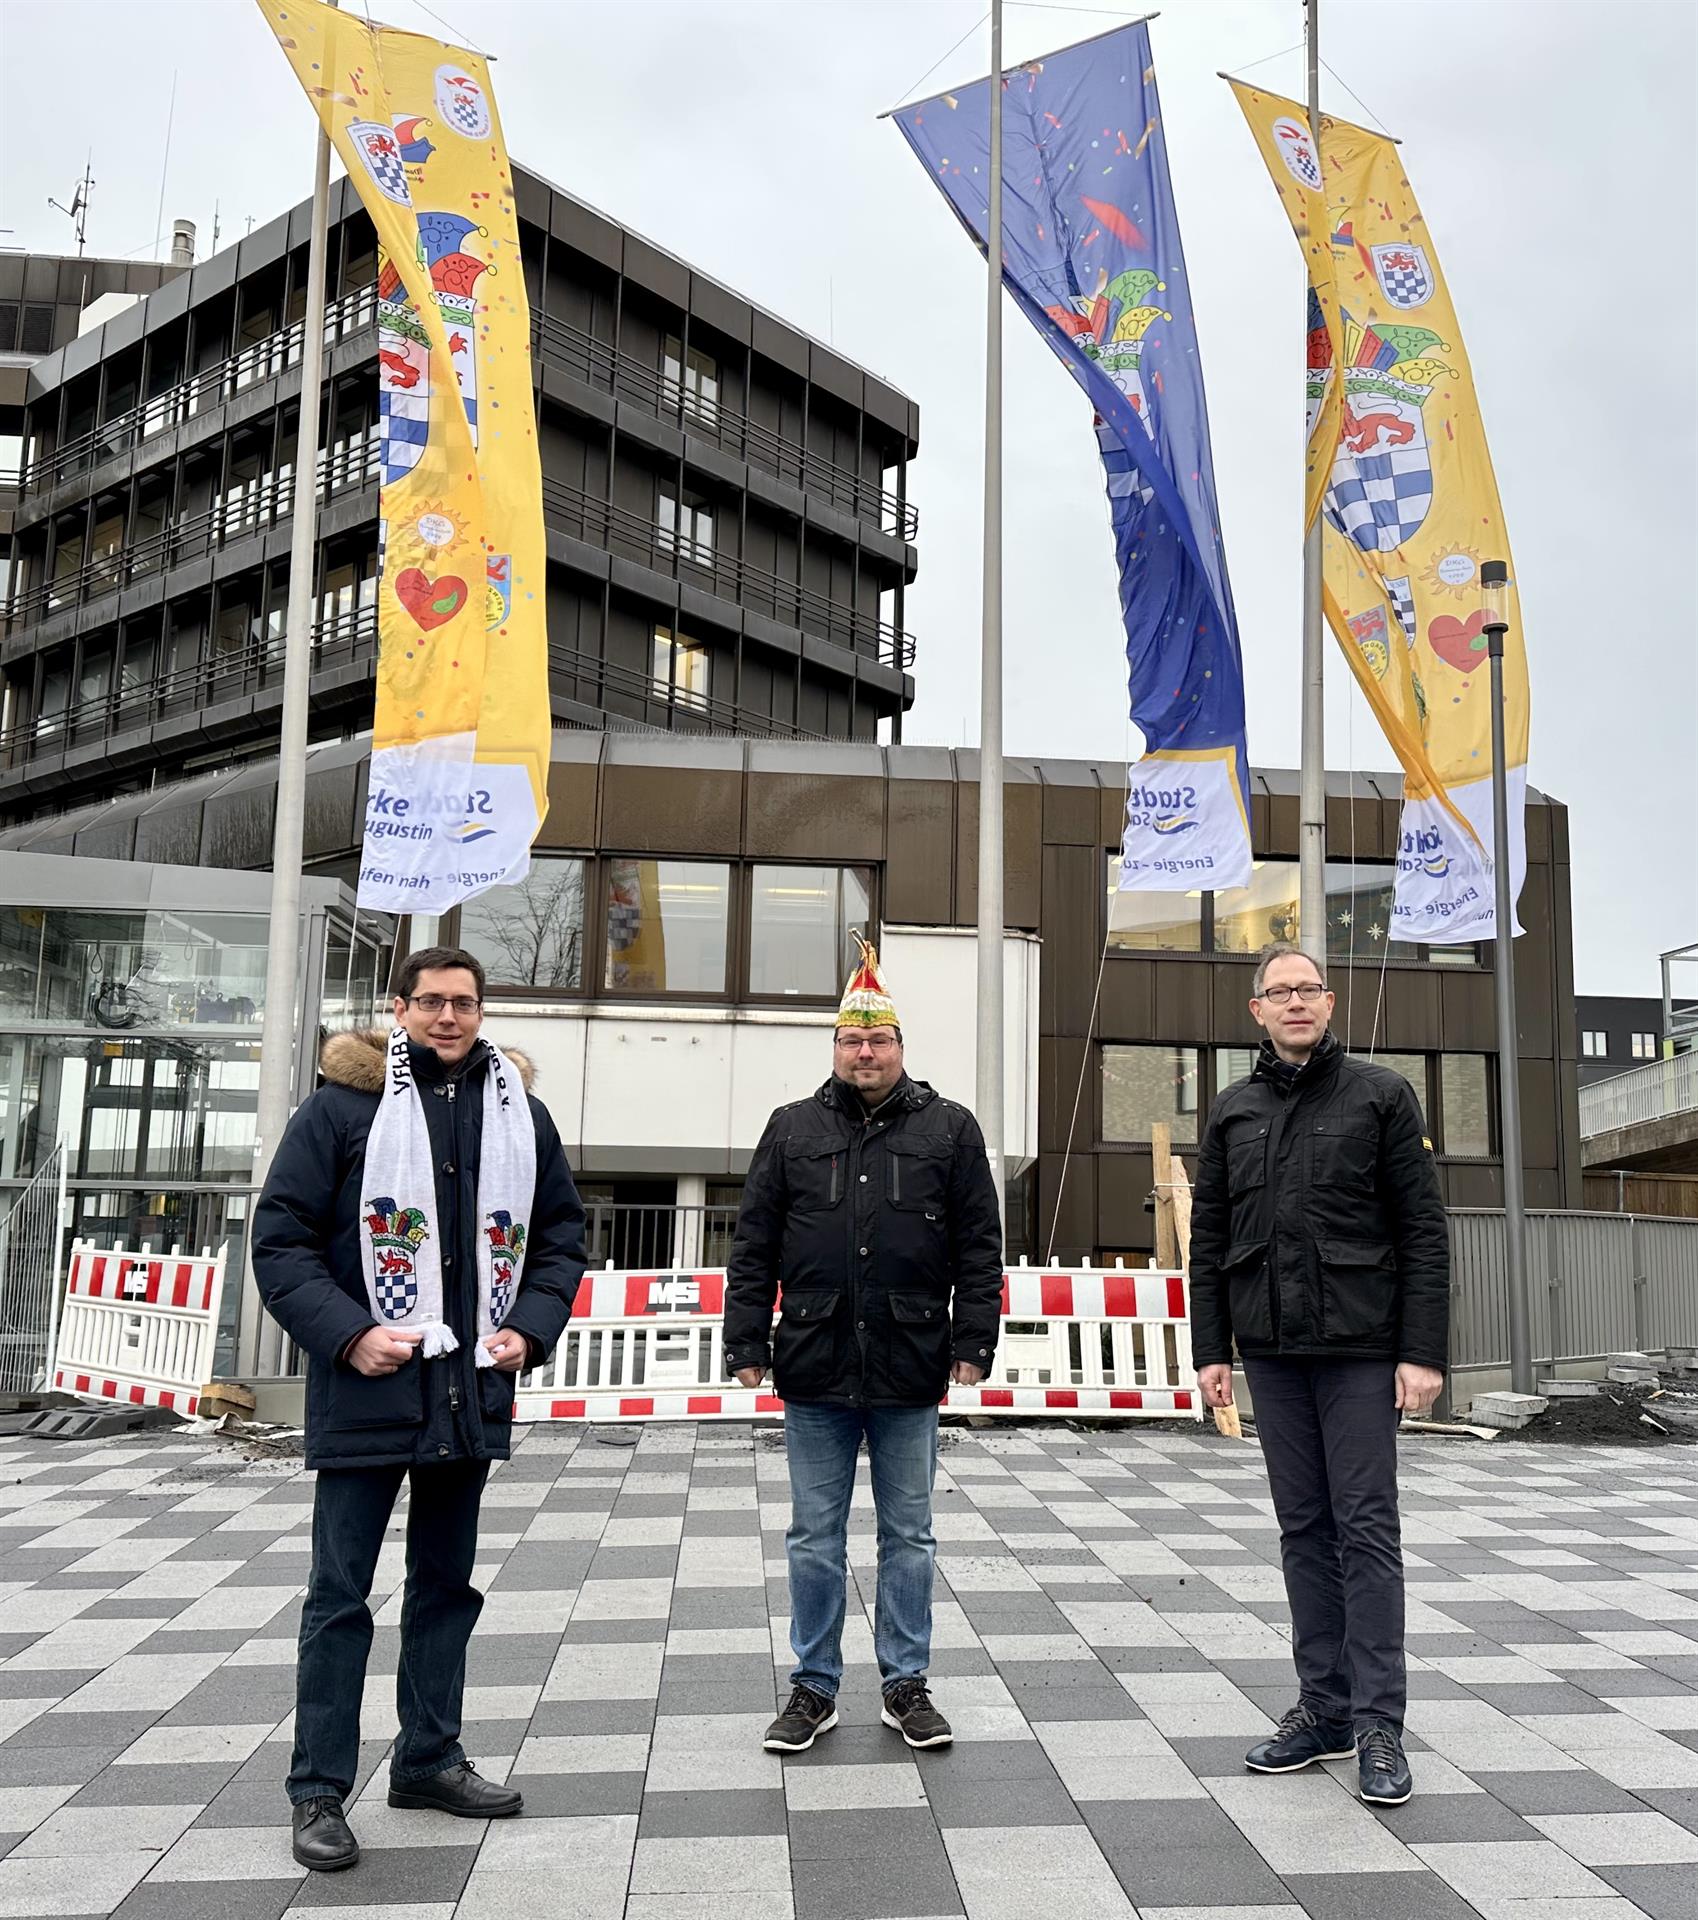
[516,1263,1198,1425]
[50,1240,229,1418]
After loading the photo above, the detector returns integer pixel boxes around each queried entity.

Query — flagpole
[976,0,1007,1233]
[242,28,335,1375]
[1298,0,1327,968]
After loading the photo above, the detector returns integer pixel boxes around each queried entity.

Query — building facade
[0,165,919,827]
[0,738,1583,1285]
[1575,994,1667,1086]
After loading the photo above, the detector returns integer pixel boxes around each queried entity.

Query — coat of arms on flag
[347,121,414,205]
[1371,243,1434,310]
[435,64,492,138]
[366,1198,429,1319]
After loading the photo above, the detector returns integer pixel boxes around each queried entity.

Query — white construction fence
[50,1241,229,1419]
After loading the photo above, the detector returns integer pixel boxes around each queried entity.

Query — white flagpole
[242,16,336,1374]
[1298,0,1327,967]
[976,0,1006,1230]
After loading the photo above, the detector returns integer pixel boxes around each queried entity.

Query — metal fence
[0,1142,68,1398]
[1448,1208,1698,1377]
[1579,1051,1698,1136]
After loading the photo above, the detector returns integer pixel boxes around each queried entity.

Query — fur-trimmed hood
[320,1027,537,1094]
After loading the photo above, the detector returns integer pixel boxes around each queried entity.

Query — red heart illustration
[394,567,468,632]
[1427,609,1490,673]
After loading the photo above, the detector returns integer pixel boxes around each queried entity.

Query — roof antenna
[47,154,95,257]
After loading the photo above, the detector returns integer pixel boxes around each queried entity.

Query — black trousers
[288,1458,489,1804]
[1244,1357,1405,1733]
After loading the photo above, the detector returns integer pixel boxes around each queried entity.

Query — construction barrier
[516,1263,1199,1424]
[50,1241,229,1419]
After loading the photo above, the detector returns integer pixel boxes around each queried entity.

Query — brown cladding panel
[1370,967,1442,1052]
[1212,960,1259,1046]
[1264,792,1300,857]
[1250,788,1271,850]
[884,779,956,926]
[1039,1035,1091,1155]
[1440,969,1499,1052]
[956,772,1042,931]
[1042,776,1099,848]
[1517,1055,1560,1172]
[1443,1163,1504,1208]
[1326,789,1391,861]
[1511,862,1555,1058]
[1096,1150,1153,1252]
[1098,958,1157,1042]
[1038,1152,1097,1265]
[1041,845,1100,1040]
[538,750,601,850]
[1524,800,1551,864]
[1152,961,1214,1042]
[623,235,689,308]
[600,761,742,855]
[745,772,884,863]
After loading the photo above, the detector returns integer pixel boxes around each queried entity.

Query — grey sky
[4,0,1693,994]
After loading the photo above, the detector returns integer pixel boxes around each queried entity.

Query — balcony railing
[5,437,378,625]
[530,310,917,543]
[17,285,378,493]
[1580,1051,1698,1138]
[542,474,916,673]
[0,604,376,768]
[547,635,832,742]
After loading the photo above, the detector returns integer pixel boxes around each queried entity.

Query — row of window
[1580,1029,1659,1062]
[1101,1043,1495,1159]
[1108,857,1479,966]
[454,855,872,1002]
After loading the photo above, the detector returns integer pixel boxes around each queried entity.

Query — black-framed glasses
[1257,982,1329,1005]
[405,994,482,1016]
[835,1033,897,1052]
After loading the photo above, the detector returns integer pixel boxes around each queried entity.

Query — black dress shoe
[1358,1722,1414,1806]
[292,1796,359,1871]
[387,1759,523,1818]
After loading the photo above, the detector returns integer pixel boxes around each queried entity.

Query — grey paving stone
[789,1804,952,1861]
[110,1880,300,1920]
[527,1700,658,1736]
[1482,1769,1658,1814]
[920,1770,1084,1828]
[1597,1862,1698,1920]
[284,1840,474,1906]
[1080,1797,1294,1907]
[1280,1868,1513,1920]
[638,1786,788,1838]
[504,1770,646,1818]
[1370,1793,1545,1843]
[191,1783,293,1829]
[68,1763,236,1807]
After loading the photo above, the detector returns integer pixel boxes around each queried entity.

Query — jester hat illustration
[836,936,899,1031]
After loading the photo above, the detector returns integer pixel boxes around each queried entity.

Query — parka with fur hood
[253,1027,587,1470]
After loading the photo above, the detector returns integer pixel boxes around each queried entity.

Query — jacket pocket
[1221,1238,1275,1348]
[1310,1120,1380,1192]
[1318,1236,1399,1345]
[785,1138,844,1210]
[478,1364,517,1426]
[322,1359,425,1431]
[884,1291,952,1402]
[773,1290,842,1403]
[888,1138,950,1215]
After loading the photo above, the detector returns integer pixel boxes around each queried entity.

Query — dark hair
[396,945,486,1003]
[1252,941,1325,998]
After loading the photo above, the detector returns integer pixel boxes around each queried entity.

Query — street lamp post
[1481,558,1532,1397]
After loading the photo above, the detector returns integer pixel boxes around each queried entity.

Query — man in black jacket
[1190,941,1447,1809]
[254,947,586,1872]
[723,942,1003,1755]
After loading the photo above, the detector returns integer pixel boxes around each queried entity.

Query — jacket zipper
[829,1154,841,1205]
[891,1152,901,1206]
[444,1079,469,1439]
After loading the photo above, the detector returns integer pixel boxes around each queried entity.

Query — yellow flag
[1230,82,1530,944]
[258,0,548,913]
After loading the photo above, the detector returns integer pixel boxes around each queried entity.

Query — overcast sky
[4,0,1693,995]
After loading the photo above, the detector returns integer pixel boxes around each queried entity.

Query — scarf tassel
[417,1320,460,1359]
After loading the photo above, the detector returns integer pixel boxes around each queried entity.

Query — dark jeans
[784,1403,939,1699]
[1244,1357,1405,1733]
[288,1459,489,1805]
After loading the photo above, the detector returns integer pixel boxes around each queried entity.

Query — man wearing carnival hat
[724,939,1004,1753]
[253,947,587,1872]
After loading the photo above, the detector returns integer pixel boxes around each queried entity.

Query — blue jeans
[783,1402,939,1699]
[288,1459,489,1805]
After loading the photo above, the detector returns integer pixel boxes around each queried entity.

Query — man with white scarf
[255,946,586,1874]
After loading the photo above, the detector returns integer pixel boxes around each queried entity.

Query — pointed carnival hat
[837,935,900,1029]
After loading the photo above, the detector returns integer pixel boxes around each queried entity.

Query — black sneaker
[1358,1722,1413,1806]
[1245,1702,1357,1774]
[881,1678,952,1749]
[764,1683,838,1752]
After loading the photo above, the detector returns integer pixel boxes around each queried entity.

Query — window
[1105,853,1202,951]
[1324,863,1417,962]
[1216,1046,1259,1097]
[1440,1054,1492,1157]
[662,336,720,425]
[1581,1030,1608,1059]
[1212,860,1299,955]
[1352,1050,1428,1121]
[1632,1032,1659,1061]
[657,485,714,565]
[460,857,586,990]
[1102,1045,1200,1145]
[605,859,729,994]
[652,625,710,709]
[35,663,71,742]
[749,865,872,998]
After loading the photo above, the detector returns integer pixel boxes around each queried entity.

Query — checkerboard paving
[0,1425,1695,1920]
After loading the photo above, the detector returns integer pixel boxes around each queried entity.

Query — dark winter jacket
[723,1073,1004,1408]
[1189,1034,1450,1372]
[253,1028,587,1470]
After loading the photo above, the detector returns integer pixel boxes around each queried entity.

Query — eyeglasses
[1257,982,1329,1005]
[406,994,482,1016]
[835,1034,897,1052]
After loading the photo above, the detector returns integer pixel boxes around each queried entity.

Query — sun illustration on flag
[1419,544,1483,601]
[397,500,472,565]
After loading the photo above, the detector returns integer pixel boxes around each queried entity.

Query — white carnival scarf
[359,1028,537,1367]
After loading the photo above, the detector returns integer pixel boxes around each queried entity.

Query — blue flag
[895,23,1252,891]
